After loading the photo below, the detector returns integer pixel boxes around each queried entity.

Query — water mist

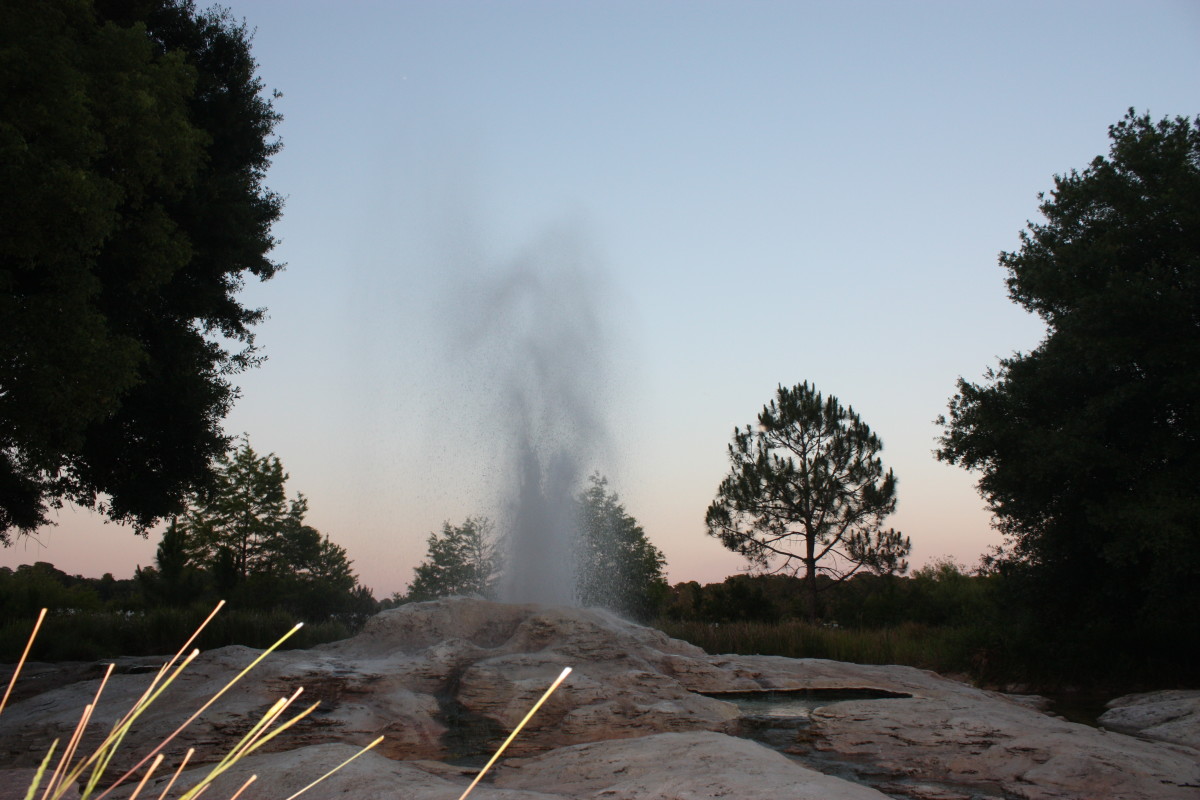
[450,224,611,605]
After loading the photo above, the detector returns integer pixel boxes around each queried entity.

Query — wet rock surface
[1,598,1196,799]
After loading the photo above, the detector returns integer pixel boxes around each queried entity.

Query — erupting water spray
[450,224,612,604]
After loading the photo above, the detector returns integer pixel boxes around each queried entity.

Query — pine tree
[706,382,910,620]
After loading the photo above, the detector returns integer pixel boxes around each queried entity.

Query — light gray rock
[111,735,889,800]
[494,731,891,799]
[0,644,448,772]
[1,598,1196,800]
[115,742,558,800]
[1099,689,1200,749]
[807,689,1200,800]
[0,768,78,800]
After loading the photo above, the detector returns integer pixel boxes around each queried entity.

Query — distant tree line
[0,439,377,661]
[0,559,365,662]
[661,560,992,629]
[0,562,142,620]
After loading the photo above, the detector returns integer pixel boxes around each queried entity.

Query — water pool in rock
[704,687,911,719]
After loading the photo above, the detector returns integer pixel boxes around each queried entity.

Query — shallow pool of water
[719,694,830,718]
[704,687,911,719]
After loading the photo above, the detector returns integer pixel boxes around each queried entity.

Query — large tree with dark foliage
[706,382,910,621]
[0,0,283,541]
[937,111,1200,665]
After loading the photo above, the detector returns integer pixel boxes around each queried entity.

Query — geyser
[452,224,611,604]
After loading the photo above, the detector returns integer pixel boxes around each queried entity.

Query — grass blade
[2,608,47,718]
[125,753,165,800]
[224,775,256,800]
[280,735,384,800]
[22,740,58,800]
[94,622,304,800]
[456,666,571,800]
[153,748,194,800]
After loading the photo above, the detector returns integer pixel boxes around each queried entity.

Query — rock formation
[1098,689,1200,750]
[0,598,1196,799]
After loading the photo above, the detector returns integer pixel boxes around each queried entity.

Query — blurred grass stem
[456,666,572,800]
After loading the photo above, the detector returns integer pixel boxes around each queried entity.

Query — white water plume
[449,223,611,604]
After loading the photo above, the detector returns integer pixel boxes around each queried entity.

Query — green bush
[0,607,362,662]
[655,618,997,677]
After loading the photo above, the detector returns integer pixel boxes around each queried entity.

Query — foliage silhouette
[0,0,283,540]
[576,474,668,621]
[404,517,500,602]
[706,382,910,620]
[139,438,371,620]
[401,476,667,619]
[937,110,1200,665]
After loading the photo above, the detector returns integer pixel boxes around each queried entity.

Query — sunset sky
[5,0,1199,598]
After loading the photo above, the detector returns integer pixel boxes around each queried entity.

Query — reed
[3,607,568,800]
[1,604,381,800]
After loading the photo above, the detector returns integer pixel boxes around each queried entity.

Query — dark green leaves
[405,517,500,602]
[706,382,907,620]
[0,0,283,540]
[576,474,668,621]
[146,437,368,618]
[937,110,1200,637]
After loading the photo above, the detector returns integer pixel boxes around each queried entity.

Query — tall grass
[2,606,566,800]
[656,619,993,677]
[0,608,357,662]
[0,605,386,800]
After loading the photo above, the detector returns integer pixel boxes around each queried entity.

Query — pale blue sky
[6,0,1199,597]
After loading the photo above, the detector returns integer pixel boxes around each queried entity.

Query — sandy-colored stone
[110,735,890,800]
[1099,689,1200,749]
[495,730,892,799]
[114,742,558,800]
[2,598,1197,800]
[802,676,1200,799]
[0,645,448,770]
[0,768,78,800]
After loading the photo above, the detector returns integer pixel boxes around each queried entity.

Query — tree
[0,562,103,618]
[165,437,371,618]
[137,518,205,605]
[936,111,1200,649]
[0,0,283,541]
[405,517,500,602]
[576,474,668,621]
[706,382,910,621]
[181,438,303,581]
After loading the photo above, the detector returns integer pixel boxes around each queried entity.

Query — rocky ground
[1,598,1197,799]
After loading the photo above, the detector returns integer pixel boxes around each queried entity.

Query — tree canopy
[576,474,668,620]
[936,111,1200,644]
[139,438,371,620]
[706,382,910,620]
[0,0,283,540]
[404,517,500,602]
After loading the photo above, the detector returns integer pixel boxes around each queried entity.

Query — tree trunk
[804,531,818,622]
